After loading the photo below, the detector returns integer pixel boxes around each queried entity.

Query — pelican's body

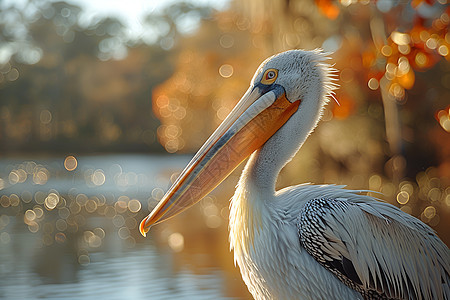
[141,50,450,300]
[231,157,448,299]
[230,164,363,299]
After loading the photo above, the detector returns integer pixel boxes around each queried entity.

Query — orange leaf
[397,69,415,89]
[316,0,340,20]
[332,95,355,120]
[411,0,425,8]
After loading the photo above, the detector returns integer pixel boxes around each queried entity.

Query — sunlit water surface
[0,154,249,299]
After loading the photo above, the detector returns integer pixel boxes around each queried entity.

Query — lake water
[0,154,251,299]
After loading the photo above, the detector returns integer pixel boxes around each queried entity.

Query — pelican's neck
[229,123,314,258]
[246,101,324,195]
[246,64,333,195]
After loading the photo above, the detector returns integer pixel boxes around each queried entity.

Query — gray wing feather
[298,197,450,300]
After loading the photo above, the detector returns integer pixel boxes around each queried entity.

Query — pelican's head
[140,49,337,236]
[251,50,336,117]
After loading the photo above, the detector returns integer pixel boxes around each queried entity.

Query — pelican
[140,50,450,299]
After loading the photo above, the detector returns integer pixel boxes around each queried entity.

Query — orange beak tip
[139,216,150,237]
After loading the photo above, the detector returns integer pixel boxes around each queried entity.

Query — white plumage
[141,50,450,300]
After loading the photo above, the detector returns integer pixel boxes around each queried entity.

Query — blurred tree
[0,0,215,153]
[143,1,215,49]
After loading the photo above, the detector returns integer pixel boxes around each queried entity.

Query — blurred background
[0,0,449,299]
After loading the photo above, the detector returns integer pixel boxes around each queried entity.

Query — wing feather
[297,197,450,300]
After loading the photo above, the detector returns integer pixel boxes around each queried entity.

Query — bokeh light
[44,192,59,210]
[219,64,234,78]
[64,155,78,171]
[168,232,184,252]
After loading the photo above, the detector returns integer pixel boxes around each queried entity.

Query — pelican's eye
[261,69,278,85]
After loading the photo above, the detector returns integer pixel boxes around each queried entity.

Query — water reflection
[0,154,250,299]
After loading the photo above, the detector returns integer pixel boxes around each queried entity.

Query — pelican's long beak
[140,83,300,236]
